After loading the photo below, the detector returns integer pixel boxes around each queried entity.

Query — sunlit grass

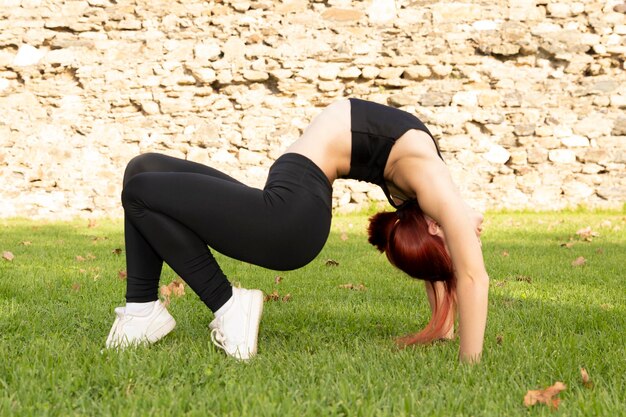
[1,211,624,416]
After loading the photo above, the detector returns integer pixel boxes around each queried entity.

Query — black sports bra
[340,98,443,208]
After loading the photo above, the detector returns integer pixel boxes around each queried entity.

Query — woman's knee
[123,153,162,187]
[121,172,151,211]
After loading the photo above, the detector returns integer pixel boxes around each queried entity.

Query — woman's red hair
[368,201,456,347]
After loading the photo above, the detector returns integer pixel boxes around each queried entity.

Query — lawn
[0,211,624,416]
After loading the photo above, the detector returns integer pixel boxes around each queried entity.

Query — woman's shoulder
[393,129,442,162]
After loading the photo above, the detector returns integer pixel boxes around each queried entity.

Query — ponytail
[367,211,397,252]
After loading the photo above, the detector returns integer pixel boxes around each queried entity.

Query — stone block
[514,123,535,136]
[439,135,472,151]
[561,135,590,147]
[194,42,221,61]
[573,114,613,138]
[582,163,604,174]
[548,149,577,163]
[431,2,481,23]
[360,66,380,79]
[510,149,528,165]
[530,185,564,208]
[431,64,453,78]
[596,185,625,201]
[419,92,451,107]
[338,67,360,79]
[242,70,269,82]
[12,44,45,66]
[317,81,342,92]
[388,93,417,107]
[581,149,609,164]
[452,91,478,107]
[188,67,217,84]
[238,148,265,165]
[404,65,431,80]
[478,91,502,107]
[483,144,510,164]
[378,67,404,79]
[367,0,396,24]
[562,180,594,198]
[516,171,541,193]
[321,8,364,22]
[612,117,626,135]
[536,136,561,149]
[269,69,293,80]
[318,64,341,80]
[610,95,626,109]
[547,3,572,18]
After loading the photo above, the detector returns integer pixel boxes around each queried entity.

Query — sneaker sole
[244,290,264,359]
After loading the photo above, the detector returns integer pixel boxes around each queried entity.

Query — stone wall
[0,0,625,219]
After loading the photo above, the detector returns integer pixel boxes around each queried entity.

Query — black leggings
[121,152,333,312]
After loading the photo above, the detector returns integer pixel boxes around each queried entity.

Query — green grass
[1,212,625,417]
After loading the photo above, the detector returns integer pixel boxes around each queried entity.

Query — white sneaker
[105,300,176,349]
[209,287,264,360]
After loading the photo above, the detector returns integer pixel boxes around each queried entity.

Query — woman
[106,98,488,363]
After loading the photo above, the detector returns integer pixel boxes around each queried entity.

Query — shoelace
[210,327,227,350]
[109,314,132,348]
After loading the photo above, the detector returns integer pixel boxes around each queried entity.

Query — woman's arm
[402,157,489,363]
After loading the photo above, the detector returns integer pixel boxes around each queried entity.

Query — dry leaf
[576,226,599,241]
[264,290,280,301]
[600,220,612,228]
[160,278,185,299]
[2,251,14,261]
[515,275,532,283]
[338,283,367,291]
[118,270,127,280]
[595,248,604,254]
[19,241,32,246]
[75,255,86,262]
[501,250,509,257]
[86,253,96,260]
[274,276,282,284]
[159,279,185,306]
[88,219,98,229]
[160,284,171,298]
[523,381,566,409]
[560,241,575,248]
[580,368,593,389]
[496,335,503,345]
[112,248,123,255]
[71,283,81,291]
[571,256,586,267]
[264,290,291,302]
[170,279,185,297]
[325,259,339,267]
[340,233,348,241]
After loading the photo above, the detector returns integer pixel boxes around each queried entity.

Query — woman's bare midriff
[282,99,352,183]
